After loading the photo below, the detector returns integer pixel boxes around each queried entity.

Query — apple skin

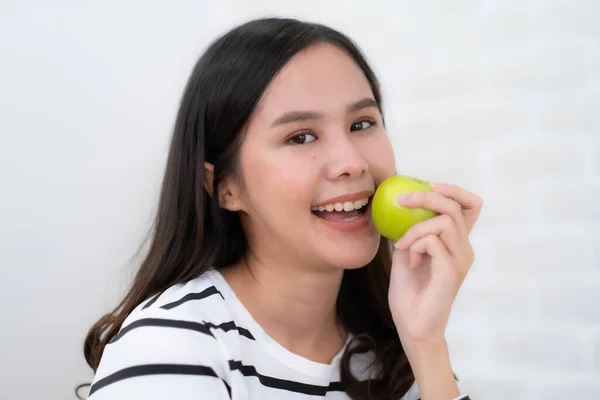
[371,174,439,242]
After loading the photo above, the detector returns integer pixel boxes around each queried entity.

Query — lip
[312,190,374,208]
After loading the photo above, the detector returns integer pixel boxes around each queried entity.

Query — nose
[326,135,369,180]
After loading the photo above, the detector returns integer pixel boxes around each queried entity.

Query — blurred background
[1,1,598,399]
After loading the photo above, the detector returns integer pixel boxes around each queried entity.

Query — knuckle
[420,191,432,206]
[451,201,462,216]
[442,214,454,231]
[429,233,440,245]
[466,246,476,265]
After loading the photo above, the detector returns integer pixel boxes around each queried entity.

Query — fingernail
[397,193,414,202]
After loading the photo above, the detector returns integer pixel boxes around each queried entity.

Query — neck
[220,252,347,364]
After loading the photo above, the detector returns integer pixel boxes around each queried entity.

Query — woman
[81,17,482,400]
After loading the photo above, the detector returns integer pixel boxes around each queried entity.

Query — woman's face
[232,43,396,271]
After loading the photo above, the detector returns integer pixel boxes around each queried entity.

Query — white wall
[1,1,598,399]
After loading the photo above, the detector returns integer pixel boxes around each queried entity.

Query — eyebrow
[270,97,379,128]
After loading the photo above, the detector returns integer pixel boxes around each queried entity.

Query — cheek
[362,134,396,183]
[241,150,318,212]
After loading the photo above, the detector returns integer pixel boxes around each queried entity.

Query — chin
[326,235,381,270]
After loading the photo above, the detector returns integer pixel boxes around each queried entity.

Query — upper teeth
[311,198,369,212]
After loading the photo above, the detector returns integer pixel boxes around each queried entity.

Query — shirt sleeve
[86,308,233,400]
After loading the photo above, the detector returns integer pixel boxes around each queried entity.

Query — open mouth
[311,197,371,222]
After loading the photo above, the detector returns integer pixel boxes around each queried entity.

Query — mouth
[311,196,372,222]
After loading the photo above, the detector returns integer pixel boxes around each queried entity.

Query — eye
[289,132,317,145]
[350,118,376,132]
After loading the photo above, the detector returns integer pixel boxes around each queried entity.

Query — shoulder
[131,269,231,321]
[88,271,238,399]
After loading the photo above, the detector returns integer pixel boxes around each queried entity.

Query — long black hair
[81,17,415,400]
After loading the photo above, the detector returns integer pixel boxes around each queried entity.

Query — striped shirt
[87,269,470,400]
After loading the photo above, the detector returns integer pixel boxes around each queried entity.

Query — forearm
[401,338,462,400]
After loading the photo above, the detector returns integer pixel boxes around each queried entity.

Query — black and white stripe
[89,364,228,397]
[159,285,224,310]
[108,318,254,344]
[228,360,345,396]
[88,270,467,400]
[89,359,346,398]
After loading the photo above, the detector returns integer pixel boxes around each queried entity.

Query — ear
[203,162,244,212]
[203,162,215,197]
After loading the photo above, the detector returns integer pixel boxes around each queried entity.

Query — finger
[431,183,483,233]
[395,214,463,258]
[409,234,452,268]
[397,190,467,236]
[409,252,423,269]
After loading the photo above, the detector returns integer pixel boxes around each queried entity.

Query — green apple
[371,174,439,242]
